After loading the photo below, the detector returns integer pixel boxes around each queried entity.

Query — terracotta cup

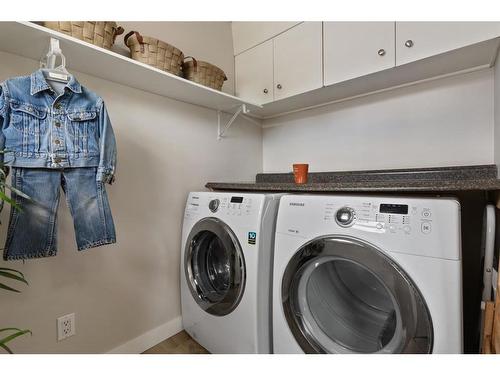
[293,164,309,184]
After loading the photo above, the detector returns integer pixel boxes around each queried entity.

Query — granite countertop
[206,165,500,193]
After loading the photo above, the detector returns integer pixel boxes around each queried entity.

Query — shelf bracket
[217,104,251,140]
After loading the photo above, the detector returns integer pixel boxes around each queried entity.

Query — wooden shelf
[252,37,500,119]
[0,22,262,113]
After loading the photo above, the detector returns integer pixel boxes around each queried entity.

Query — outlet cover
[57,313,76,341]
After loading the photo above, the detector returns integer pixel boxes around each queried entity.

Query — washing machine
[273,194,463,354]
[181,191,281,353]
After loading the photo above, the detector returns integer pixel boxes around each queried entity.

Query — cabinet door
[235,40,274,105]
[232,22,301,55]
[274,22,323,101]
[396,22,500,65]
[324,22,395,86]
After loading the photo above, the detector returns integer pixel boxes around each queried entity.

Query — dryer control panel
[326,201,434,236]
[277,195,461,260]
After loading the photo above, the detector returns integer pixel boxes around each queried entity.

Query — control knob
[208,199,220,213]
[335,207,356,227]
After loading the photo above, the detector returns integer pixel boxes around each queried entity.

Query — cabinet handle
[277,84,282,90]
[405,40,414,48]
[263,88,269,94]
[377,49,386,56]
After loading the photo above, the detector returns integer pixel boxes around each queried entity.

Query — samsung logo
[289,202,305,207]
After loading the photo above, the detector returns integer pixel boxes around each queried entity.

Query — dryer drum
[281,235,433,354]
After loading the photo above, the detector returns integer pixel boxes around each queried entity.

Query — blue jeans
[3,167,116,260]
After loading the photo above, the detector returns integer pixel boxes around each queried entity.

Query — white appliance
[181,192,281,353]
[479,205,496,353]
[482,205,496,302]
[273,194,463,354]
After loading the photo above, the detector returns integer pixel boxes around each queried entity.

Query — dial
[208,199,220,213]
[335,207,356,227]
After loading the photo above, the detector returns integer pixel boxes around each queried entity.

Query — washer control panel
[216,196,254,216]
[187,195,254,217]
[185,192,266,222]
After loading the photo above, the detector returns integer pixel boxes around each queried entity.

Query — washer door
[185,217,246,316]
[282,236,433,353]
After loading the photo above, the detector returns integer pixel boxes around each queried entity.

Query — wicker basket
[124,31,184,76]
[182,57,227,91]
[42,22,124,50]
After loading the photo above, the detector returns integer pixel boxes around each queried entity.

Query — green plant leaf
[0,329,31,346]
[0,343,13,354]
[0,268,26,280]
[0,190,20,210]
[0,328,26,333]
[0,267,28,292]
[4,185,31,200]
[0,282,20,293]
[0,329,31,353]
[0,270,28,285]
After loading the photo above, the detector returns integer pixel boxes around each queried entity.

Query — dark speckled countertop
[206,165,500,193]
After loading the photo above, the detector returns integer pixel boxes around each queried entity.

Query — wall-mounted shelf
[0,22,262,114]
[251,37,500,120]
[2,22,498,122]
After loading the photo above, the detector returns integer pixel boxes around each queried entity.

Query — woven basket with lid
[124,31,184,76]
[42,22,124,50]
[182,57,227,91]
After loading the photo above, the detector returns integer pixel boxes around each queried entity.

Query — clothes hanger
[40,38,70,83]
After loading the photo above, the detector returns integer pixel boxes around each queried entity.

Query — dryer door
[282,236,433,353]
[185,217,246,316]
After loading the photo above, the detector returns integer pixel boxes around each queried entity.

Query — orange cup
[293,164,309,184]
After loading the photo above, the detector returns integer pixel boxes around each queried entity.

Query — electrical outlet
[57,313,75,341]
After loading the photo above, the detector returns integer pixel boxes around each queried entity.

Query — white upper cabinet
[232,21,500,117]
[273,22,323,101]
[396,22,500,65]
[324,22,396,86]
[235,40,274,105]
[232,22,301,55]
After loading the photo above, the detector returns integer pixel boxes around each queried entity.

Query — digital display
[230,196,244,203]
[380,203,408,215]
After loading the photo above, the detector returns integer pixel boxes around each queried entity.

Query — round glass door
[185,217,246,316]
[282,236,433,353]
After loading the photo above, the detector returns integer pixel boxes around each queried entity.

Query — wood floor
[143,330,210,354]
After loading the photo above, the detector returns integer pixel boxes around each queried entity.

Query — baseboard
[107,316,183,354]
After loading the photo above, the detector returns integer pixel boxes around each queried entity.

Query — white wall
[0,22,261,354]
[263,69,494,172]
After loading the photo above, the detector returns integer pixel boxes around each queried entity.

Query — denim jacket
[0,69,116,183]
